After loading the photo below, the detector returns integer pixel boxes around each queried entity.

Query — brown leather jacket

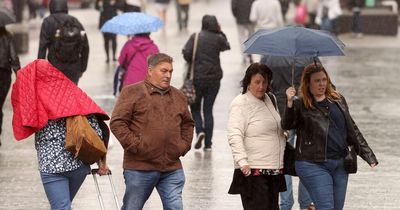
[110,80,194,171]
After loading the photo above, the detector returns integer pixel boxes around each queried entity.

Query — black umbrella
[0,8,16,27]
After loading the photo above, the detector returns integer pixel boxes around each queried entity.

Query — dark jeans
[190,81,220,148]
[102,32,117,61]
[0,69,12,136]
[176,3,189,30]
[352,10,362,33]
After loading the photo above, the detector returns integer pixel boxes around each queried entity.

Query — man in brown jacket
[110,53,194,210]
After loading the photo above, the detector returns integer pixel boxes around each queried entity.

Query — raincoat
[119,35,159,87]
[11,59,108,140]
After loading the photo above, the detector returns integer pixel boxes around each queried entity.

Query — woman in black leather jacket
[0,26,20,147]
[282,63,378,210]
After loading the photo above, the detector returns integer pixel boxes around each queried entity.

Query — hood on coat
[50,0,68,14]
[201,15,220,33]
[129,35,157,52]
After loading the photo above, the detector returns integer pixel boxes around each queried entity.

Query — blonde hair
[300,63,341,109]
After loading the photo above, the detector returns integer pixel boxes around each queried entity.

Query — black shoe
[105,59,110,63]
[194,132,205,149]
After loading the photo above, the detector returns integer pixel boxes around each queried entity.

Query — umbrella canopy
[244,26,345,57]
[0,7,16,27]
[101,12,164,35]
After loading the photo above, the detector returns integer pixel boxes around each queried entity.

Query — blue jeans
[40,164,90,210]
[190,81,220,148]
[122,169,185,210]
[280,130,312,210]
[295,159,349,210]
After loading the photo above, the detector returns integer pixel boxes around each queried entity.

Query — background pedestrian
[231,0,255,65]
[95,0,118,63]
[0,26,20,147]
[37,0,89,84]
[182,14,230,151]
[176,0,192,32]
[348,0,364,38]
[250,0,284,31]
[118,32,159,87]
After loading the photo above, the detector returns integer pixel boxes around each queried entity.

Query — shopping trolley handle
[91,168,112,175]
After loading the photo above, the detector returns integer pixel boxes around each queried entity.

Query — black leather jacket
[282,96,378,165]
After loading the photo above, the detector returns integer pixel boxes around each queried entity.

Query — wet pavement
[1,0,400,209]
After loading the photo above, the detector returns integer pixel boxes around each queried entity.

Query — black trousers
[176,4,189,30]
[102,33,117,60]
[0,69,12,135]
[239,175,284,210]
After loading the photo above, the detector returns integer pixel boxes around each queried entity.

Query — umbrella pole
[291,59,295,87]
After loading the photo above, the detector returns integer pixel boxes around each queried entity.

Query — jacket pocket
[166,137,188,161]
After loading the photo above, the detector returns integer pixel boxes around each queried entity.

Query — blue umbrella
[244,26,345,57]
[244,26,345,86]
[101,12,164,35]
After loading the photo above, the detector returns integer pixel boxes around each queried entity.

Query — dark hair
[148,53,173,69]
[135,33,150,37]
[241,63,273,94]
[300,63,340,108]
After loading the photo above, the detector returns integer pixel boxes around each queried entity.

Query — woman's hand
[370,162,378,168]
[240,165,251,177]
[97,160,110,176]
[286,87,296,108]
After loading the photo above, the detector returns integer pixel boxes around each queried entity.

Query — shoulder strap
[122,48,137,69]
[189,33,199,80]
[267,92,278,111]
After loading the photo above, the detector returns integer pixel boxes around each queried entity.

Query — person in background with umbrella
[282,63,378,210]
[182,14,230,151]
[118,32,159,87]
[95,0,118,63]
[100,12,163,92]
[0,25,20,147]
[261,55,315,210]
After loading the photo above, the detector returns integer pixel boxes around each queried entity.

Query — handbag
[65,115,107,165]
[344,145,358,174]
[180,32,199,105]
[283,142,297,176]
